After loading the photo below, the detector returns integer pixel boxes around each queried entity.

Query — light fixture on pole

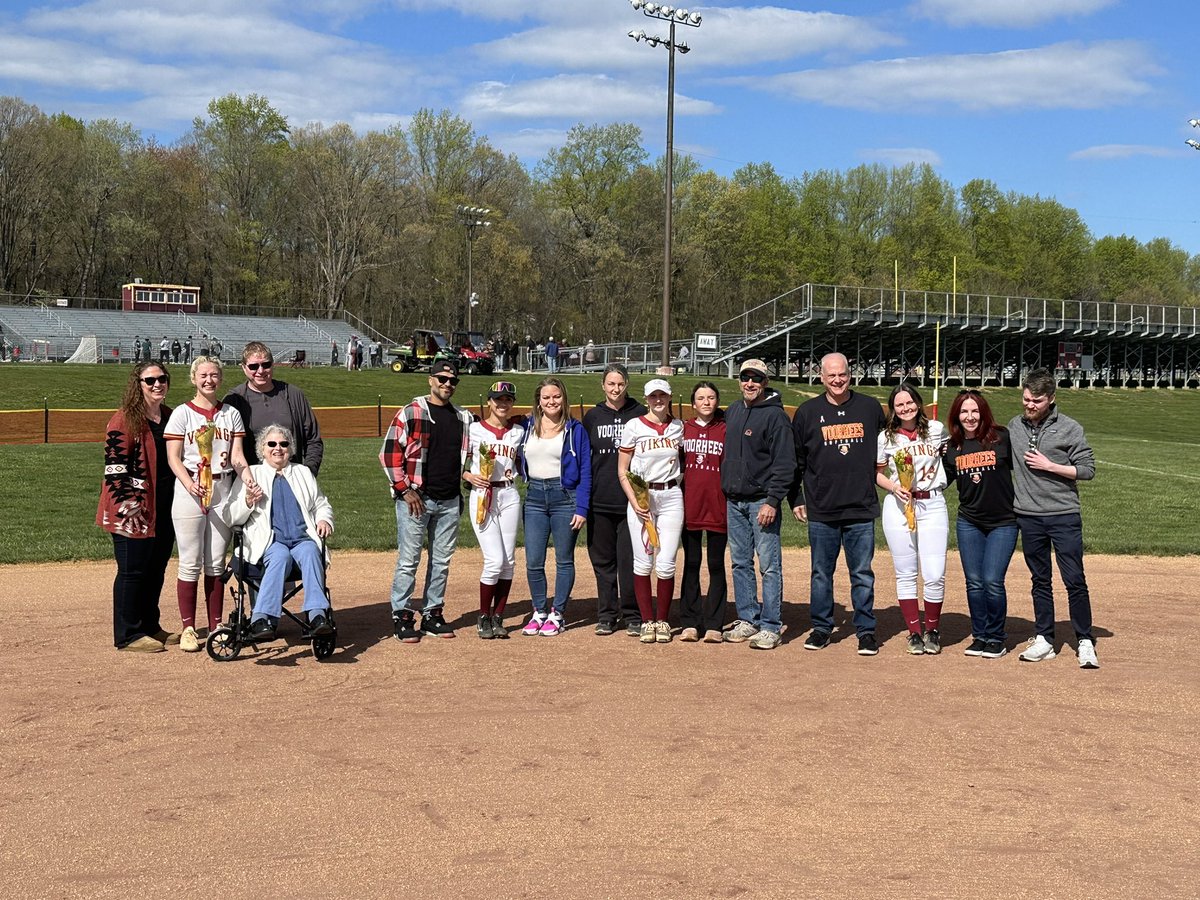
[1188,118,1200,151]
[456,205,491,333]
[627,0,701,369]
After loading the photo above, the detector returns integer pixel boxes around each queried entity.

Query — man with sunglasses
[380,359,474,643]
[789,352,887,656]
[720,359,796,650]
[224,341,324,476]
[1008,368,1099,668]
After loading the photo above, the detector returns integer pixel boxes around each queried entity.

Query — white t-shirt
[467,418,524,482]
[620,416,684,483]
[165,401,246,476]
[525,429,565,479]
[877,420,949,492]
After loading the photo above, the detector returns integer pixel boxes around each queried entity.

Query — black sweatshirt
[943,427,1017,528]
[788,391,885,522]
[720,389,796,509]
[583,396,646,515]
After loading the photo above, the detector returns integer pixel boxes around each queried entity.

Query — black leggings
[587,509,639,624]
[112,528,175,647]
[679,528,728,633]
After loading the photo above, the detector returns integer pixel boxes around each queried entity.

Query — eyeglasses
[266,440,290,448]
[245,361,273,371]
[739,373,766,384]
[434,375,460,386]
[140,375,170,386]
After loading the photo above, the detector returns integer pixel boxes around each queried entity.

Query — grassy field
[1,363,1198,562]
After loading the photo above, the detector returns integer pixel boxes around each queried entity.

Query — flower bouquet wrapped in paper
[625,471,659,550]
[893,448,916,531]
[195,422,214,511]
[475,442,496,524]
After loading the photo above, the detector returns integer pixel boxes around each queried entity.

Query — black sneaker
[477,614,495,640]
[249,618,276,642]
[491,615,508,639]
[393,610,421,644]
[804,630,831,650]
[309,613,333,637]
[595,620,616,636]
[963,638,987,657]
[981,641,1008,659]
[922,629,941,655]
[857,633,879,656]
[625,621,643,637]
[421,608,455,638]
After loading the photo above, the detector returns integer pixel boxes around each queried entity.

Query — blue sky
[2,0,1199,256]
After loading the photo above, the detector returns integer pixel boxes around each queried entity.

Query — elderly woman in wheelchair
[220,425,334,646]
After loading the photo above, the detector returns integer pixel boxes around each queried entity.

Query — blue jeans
[390,495,461,614]
[1017,513,1093,641]
[255,539,328,621]
[725,499,783,634]
[808,519,876,636]
[524,478,579,615]
[956,518,1017,643]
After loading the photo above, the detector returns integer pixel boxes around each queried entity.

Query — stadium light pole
[1187,118,1200,152]
[457,205,491,333]
[627,0,702,369]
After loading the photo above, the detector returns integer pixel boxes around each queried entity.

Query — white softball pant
[172,475,234,581]
[881,492,948,602]
[470,484,520,584]
[627,485,684,579]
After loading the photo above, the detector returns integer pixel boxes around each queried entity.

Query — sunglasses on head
[245,361,273,371]
[266,440,290,448]
[434,374,460,386]
[739,372,766,384]
[140,375,170,386]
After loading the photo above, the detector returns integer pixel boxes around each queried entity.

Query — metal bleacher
[0,301,369,366]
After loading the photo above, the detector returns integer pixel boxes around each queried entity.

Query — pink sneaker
[521,614,546,636]
[540,613,564,636]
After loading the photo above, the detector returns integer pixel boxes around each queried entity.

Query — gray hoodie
[1007,405,1095,516]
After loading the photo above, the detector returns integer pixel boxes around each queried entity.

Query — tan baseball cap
[739,359,769,378]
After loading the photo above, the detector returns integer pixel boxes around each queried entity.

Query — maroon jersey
[682,418,727,532]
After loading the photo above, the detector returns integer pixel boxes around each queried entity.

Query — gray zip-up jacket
[1007,405,1095,517]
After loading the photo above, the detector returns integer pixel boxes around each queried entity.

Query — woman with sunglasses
[679,382,727,643]
[875,382,950,655]
[518,377,591,636]
[165,355,254,652]
[220,425,334,642]
[97,362,179,652]
[463,381,525,639]
[619,378,685,644]
[943,390,1017,658]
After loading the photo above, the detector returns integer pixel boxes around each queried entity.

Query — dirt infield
[2,549,1197,899]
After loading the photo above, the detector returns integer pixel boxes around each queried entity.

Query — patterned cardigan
[95,407,171,537]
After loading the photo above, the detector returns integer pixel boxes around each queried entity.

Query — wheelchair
[206,527,337,661]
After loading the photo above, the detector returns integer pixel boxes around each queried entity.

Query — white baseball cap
[644,378,672,396]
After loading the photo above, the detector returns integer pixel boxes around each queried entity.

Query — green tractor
[388,329,462,373]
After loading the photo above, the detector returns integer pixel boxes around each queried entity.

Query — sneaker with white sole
[963,638,987,657]
[723,620,759,643]
[522,614,546,636]
[655,621,672,643]
[749,629,781,650]
[1077,638,1099,669]
[540,613,564,636]
[906,633,925,655]
[180,625,201,653]
[1019,635,1056,662]
[639,621,657,643]
[981,641,1008,659]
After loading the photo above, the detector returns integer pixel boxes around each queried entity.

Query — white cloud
[1069,144,1179,161]
[477,7,901,72]
[860,147,943,166]
[461,74,720,122]
[489,127,569,160]
[912,0,1117,28]
[745,41,1160,112]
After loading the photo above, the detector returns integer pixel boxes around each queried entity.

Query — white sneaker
[1077,638,1100,669]
[180,625,201,653]
[1018,635,1056,662]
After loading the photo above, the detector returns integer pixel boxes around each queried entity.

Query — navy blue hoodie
[720,389,796,508]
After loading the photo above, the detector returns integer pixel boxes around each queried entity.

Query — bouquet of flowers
[893,448,916,531]
[625,471,659,550]
[195,423,214,511]
[475,442,496,524]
